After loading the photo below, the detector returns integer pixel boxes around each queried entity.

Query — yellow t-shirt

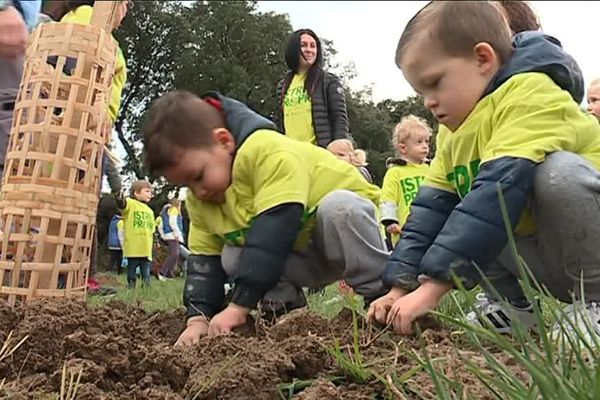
[283,73,317,144]
[187,129,380,254]
[425,72,600,236]
[380,162,430,245]
[60,5,127,124]
[121,198,155,259]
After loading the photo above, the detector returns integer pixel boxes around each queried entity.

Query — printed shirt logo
[284,84,310,108]
[400,175,426,206]
[446,159,481,198]
[133,211,155,230]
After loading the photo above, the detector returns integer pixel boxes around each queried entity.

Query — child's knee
[318,190,373,226]
[534,151,597,201]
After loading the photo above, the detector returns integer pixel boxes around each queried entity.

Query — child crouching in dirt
[114,180,155,289]
[368,1,600,346]
[142,91,389,345]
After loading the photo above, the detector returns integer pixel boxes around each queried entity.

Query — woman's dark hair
[284,28,324,95]
[496,1,541,33]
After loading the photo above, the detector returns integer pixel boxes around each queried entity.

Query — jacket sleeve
[418,157,536,289]
[379,169,400,224]
[382,186,460,291]
[325,74,350,139]
[230,203,304,309]
[184,254,228,319]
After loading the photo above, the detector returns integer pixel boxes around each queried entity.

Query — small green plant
[276,377,344,400]
[323,304,372,384]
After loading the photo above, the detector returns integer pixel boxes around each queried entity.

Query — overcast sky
[256,1,600,104]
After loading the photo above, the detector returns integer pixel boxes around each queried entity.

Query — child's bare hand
[208,303,250,336]
[367,287,408,326]
[386,281,452,335]
[386,224,401,234]
[175,316,209,347]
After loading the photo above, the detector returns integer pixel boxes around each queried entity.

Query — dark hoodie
[383,32,584,291]
[183,93,305,320]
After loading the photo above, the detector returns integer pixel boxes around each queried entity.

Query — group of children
[126,0,600,347]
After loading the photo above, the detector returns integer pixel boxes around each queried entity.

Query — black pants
[109,249,123,274]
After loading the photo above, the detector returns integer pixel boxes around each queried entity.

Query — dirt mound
[0,298,526,399]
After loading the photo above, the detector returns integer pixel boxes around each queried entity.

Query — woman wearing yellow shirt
[275,29,349,148]
[59,0,129,292]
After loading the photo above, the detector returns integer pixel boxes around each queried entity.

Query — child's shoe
[549,301,600,350]
[465,293,537,334]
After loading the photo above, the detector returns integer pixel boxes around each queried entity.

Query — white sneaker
[465,293,537,334]
[549,301,600,350]
[157,274,168,282]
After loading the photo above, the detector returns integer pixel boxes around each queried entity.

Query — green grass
[87,272,185,312]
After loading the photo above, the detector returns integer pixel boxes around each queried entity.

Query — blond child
[369,1,600,345]
[115,180,154,288]
[327,139,373,182]
[380,116,431,248]
[588,79,600,121]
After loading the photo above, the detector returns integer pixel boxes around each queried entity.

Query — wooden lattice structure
[0,3,119,305]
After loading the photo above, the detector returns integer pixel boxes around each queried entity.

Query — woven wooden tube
[0,22,117,305]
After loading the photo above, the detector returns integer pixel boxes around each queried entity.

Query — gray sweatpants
[221,190,389,306]
[482,152,600,304]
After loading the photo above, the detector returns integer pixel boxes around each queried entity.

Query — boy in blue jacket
[368,1,600,346]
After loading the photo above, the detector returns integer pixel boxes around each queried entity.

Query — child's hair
[130,180,151,198]
[327,138,354,154]
[495,1,541,34]
[170,198,181,208]
[353,149,368,167]
[590,79,600,89]
[392,115,432,148]
[143,91,226,175]
[395,1,512,69]
[285,29,324,95]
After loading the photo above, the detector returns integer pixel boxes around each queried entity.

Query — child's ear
[473,42,499,74]
[398,143,408,155]
[212,128,235,152]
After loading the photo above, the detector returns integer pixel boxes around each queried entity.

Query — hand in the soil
[0,6,28,59]
[386,224,401,235]
[366,286,408,326]
[175,316,209,347]
[208,303,250,336]
[386,280,452,335]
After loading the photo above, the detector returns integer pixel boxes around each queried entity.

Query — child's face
[135,187,152,203]
[162,129,235,204]
[587,85,600,120]
[398,130,430,164]
[327,141,353,164]
[400,32,500,131]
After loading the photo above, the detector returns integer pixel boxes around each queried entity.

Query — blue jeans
[127,257,150,288]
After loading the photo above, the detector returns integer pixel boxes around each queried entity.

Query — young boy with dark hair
[368,1,600,346]
[115,180,154,288]
[142,91,389,346]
